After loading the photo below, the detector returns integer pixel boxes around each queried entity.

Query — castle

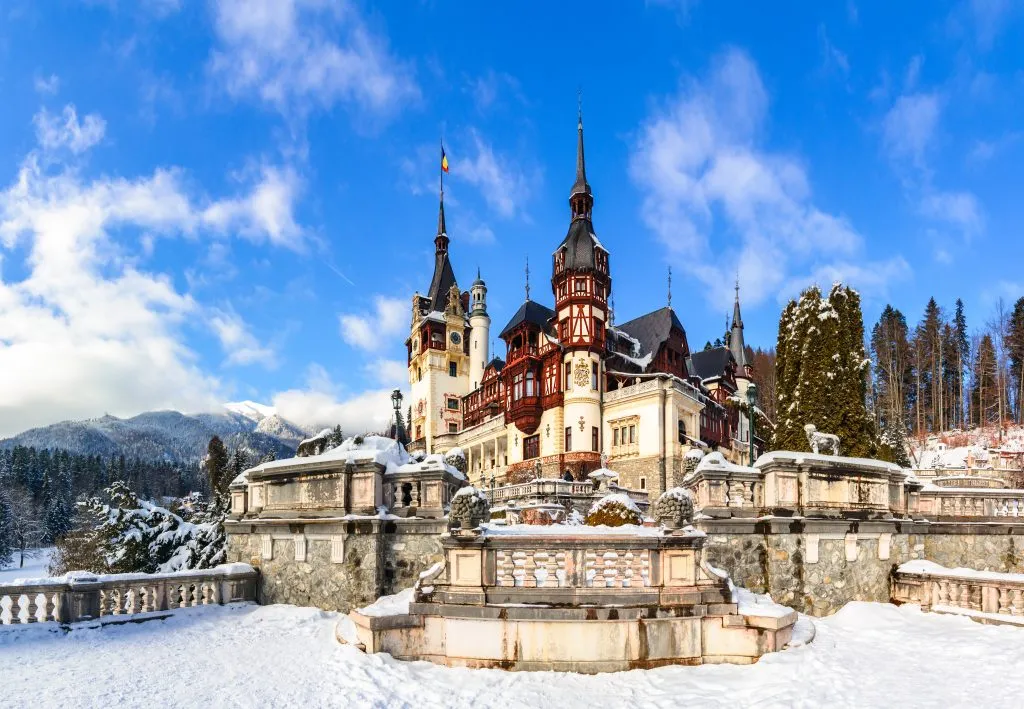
[406,114,760,496]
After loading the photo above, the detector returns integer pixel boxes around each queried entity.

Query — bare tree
[7,488,46,569]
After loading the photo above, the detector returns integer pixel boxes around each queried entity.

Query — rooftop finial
[609,294,616,327]
[569,90,593,219]
[525,255,530,301]
[667,266,672,309]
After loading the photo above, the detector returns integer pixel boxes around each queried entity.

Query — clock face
[450,332,462,345]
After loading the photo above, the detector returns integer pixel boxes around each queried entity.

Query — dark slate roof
[616,307,686,360]
[689,347,733,382]
[555,218,603,270]
[499,300,555,339]
[426,252,457,312]
[484,357,505,372]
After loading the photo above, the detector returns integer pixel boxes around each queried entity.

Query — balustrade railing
[912,489,1024,519]
[0,563,257,627]
[892,561,1024,621]
[484,479,648,508]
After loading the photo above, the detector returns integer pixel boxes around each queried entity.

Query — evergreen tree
[0,483,14,569]
[973,334,999,426]
[953,298,969,426]
[204,436,231,513]
[773,284,874,455]
[328,424,345,449]
[1008,297,1024,423]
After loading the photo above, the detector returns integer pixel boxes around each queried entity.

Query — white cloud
[33,105,107,154]
[271,363,397,433]
[882,93,940,169]
[0,108,306,436]
[455,129,531,219]
[201,165,304,249]
[629,48,889,309]
[365,358,407,387]
[339,295,406,351]
[34,74,60,95]
[919,190,984,236]
[966,0,1014,49]
[209,307,276,367]
[880,75,985,239]
[208,0,419,119]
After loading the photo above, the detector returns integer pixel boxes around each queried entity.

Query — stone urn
[653,488,695,531]
[448,486,490,534]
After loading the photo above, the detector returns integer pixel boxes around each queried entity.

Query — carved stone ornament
[573,359,589,388]
[578,416,585,432]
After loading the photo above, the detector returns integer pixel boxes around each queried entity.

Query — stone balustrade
[911,487,1024,520]
[344,525,799,671]
[0,563,257,626]
[892,560,1024,624]
[484,478,649,514]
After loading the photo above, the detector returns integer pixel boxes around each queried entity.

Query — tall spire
[730,278,749,372]
[524,256,530,301]
[569,93,593,221]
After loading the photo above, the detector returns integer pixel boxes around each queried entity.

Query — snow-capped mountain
[224,400,278,423]
[0,404,313,463]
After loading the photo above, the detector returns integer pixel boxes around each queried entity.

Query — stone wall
[700,518,1024,616]
[226,518,446,613]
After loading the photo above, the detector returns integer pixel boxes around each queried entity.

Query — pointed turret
[426,192,456,312]
[730,280,750,375]
[569,112,593,220]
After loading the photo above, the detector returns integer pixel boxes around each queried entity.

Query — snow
[731,585,797,619]
[355,588,414,618]
[898,560,1024,584]
[247,435,411,475]
[393,453,465,480]
[223,400,277,422]
[587,467,619,482]
[4,601,1024,707]
[754,450,904,474]
[0,548,54,584]
[588,493,642,516]
[481,523,690,538]
[694,451,757,476]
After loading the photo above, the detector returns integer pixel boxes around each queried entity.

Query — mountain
[0,404,310,463]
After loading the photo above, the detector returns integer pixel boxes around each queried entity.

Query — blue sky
[0,0,1021,436]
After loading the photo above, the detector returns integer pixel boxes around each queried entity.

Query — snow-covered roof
[587,467,619,482]
[245,435,410,476]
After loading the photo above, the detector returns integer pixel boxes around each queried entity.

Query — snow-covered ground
[3,601,1024,708]
[0,548,53,583]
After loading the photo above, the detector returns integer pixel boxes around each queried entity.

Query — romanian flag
[441,147,449,173]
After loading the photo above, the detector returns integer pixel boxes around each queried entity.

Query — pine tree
[328,424,345,449]
[1008,297,1024,423]
[773,284,874,455]
[0,484,14,569]
[973,334,999,427]
[953,298,969,426]
[204,436,231,513]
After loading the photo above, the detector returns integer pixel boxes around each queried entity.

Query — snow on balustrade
[0,563,257,626]
[893,560,1024,625]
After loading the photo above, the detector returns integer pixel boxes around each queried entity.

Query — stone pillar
[63,574,103,623]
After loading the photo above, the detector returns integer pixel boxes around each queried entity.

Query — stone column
[63,574,103,623]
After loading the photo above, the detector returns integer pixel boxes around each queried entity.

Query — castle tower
[469,268,490,389]
[407,192,471,453]
[551,111,609,464]
[729,280,753,382]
